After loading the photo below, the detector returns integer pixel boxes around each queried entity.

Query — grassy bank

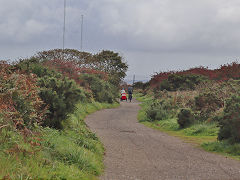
[0,102,119,179]
[136,93,240,160]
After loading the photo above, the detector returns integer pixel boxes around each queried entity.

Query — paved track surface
[85,100,240,180]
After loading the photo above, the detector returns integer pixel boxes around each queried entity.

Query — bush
[158,80,172,91]
[146,99,176,121]
[38,76,87,129]
[218,95,240,143]
[177,108,194,128]
[157,74,207,91]
[80,74,117,103]
[133,81,150,91]
[15,61,89,129]
[0,62,47,129]
[195,92,223,114]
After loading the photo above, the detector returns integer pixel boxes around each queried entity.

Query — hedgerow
[1,48,127,179]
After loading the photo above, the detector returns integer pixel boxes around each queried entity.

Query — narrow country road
[85,100,240,180]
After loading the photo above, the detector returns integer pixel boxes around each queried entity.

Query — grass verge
[0,101,119,179]
[136,93,240,160]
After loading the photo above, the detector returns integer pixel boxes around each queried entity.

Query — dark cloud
[1,0,240,80]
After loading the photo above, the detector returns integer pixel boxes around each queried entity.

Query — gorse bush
[194,91,223,121]
[0,62,47,129]
[177,108,194,128]
[218,95,240,143]
[80,74,117,103]
[133,81,150,90]
[15,61,90,129]
[150,62,240,87]
[38,76,87,129]
[156,74,207,91]
[146,99,176,121]
[43,59,108,85]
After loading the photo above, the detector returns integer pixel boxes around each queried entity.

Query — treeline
[135,62,240,157]
[0,49,128,179]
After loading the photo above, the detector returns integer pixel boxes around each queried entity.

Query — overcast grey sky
[1,0,240,81]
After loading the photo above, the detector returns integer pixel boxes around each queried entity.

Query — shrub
[38,76,87,129]
[177,108,194,128]
[155,74,207,91]
[218,95,240,143]
[79,74,117,103]
[194,92,223,121]
[146,99,176,121]
[150,62,240,88]
[43,59,108,85]
[133,81,150,91]
[157,74,207,91]
[15,61,89,129]
[195,88,224,112]
[0,62,47,129]
[158,80,172,91]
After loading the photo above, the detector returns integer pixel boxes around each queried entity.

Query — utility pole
[132,74,135,85]
[80,15,84,51]
[62,0,66,51]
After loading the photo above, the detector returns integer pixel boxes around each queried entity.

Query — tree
[36,49,93,68]
[93,50,128,85]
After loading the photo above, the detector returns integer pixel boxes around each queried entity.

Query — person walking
[128,86,133,102]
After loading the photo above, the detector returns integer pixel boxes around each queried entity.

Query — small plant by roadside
[177,108,194,128]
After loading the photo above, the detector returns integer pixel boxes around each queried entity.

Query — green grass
[202,141,240,160]
[0,101,119,179]
[182,122,219,136]
[141,120,217,146]
[136,93,240,160]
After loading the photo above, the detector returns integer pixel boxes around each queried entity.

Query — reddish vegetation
[44,59,108,84]
[150,62,240,87]
[0,61,47,130]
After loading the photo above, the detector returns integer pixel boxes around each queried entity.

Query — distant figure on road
[120,88,126,95]
[120,88,127,101]
[128,86,133,102]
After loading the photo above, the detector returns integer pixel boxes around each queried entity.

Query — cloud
[87,0,240,53]
[0,0,69,44]
[0,0,240,77]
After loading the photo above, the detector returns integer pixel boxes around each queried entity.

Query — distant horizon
[2,48,239,84]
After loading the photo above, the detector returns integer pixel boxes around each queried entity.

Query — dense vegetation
[135,62,240,159]
[150,62,240,87]
[0,49,127,179]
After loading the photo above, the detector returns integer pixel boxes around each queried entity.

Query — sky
[1,0,240,82]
